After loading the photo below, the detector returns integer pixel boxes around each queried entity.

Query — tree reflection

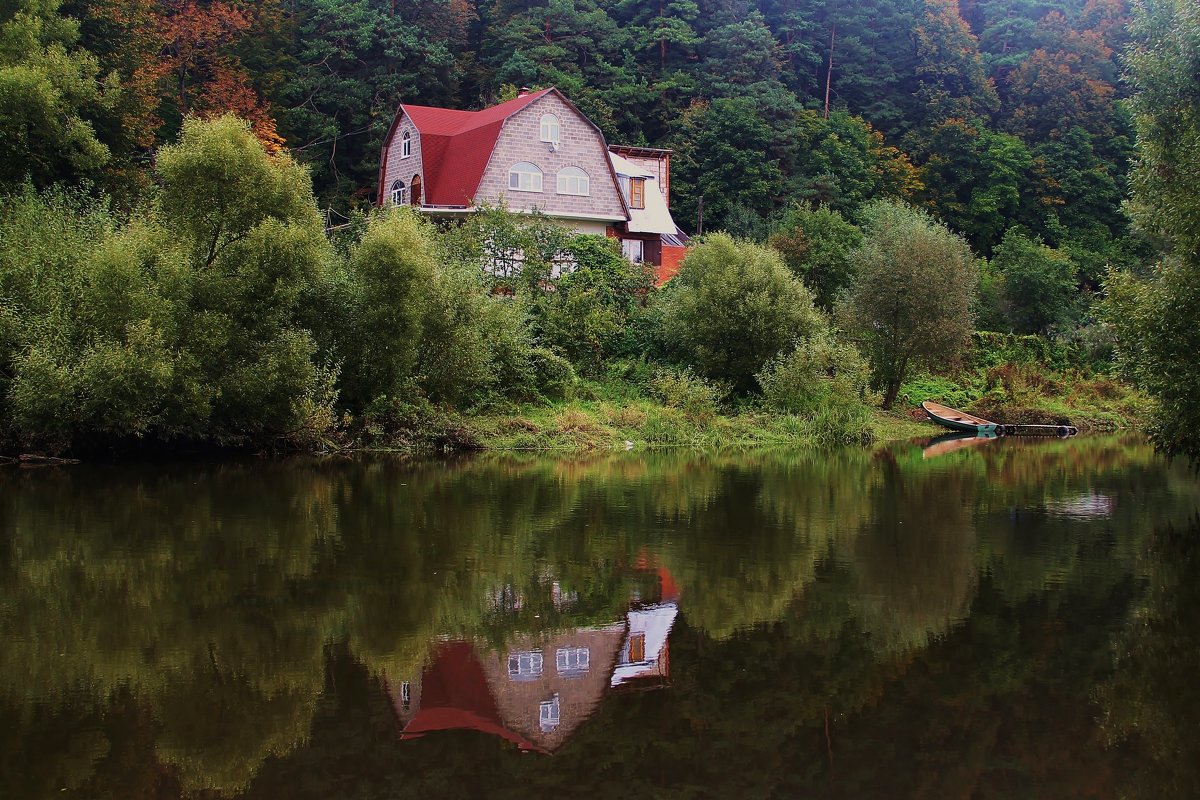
[1100,518,1200,798]
[0,437,1196,796]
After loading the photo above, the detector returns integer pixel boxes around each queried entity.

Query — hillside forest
[1,0,1198,455]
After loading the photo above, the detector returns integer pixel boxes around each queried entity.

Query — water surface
[3,436,1199,798]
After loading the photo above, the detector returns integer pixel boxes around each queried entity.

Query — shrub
[357,394,480,452]
[658,233,823,391]
[531,234,653,374]
[650,368,726,424]
[990,228,1079,335]
[529,347,577,400]
[797,404,876,447]
[896,374,977,409]
[757,332,872,414]
[0,118,341,451]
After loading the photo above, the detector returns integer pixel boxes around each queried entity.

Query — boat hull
[921,401,999,435]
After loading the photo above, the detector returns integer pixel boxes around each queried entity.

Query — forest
[1,0,1197,455]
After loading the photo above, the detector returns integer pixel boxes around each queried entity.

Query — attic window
[556,167,589,196]
[508,162,543,192]
[389,180,407,205]
[629,177,646,210]
[540,114,561,144]
[401,130,412,158]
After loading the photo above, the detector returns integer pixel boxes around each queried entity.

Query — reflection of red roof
[380,89,554,207]
[396,642,545,753]
[631,549,681,603]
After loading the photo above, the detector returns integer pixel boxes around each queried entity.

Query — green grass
[465,375,939,453]
[899,363,1150,433]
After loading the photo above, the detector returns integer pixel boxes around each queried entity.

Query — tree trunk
[882,379,900,410]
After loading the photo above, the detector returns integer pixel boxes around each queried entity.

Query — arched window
[556,166,590,196]
[508,162,543,192]
[401,130,412,158]
[539,114,560,144]
[389,180,407,205]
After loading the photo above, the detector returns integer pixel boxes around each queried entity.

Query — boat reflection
[922,431,998,460]
[388,564,681,753]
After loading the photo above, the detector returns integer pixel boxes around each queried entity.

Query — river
[2,435,1199,798]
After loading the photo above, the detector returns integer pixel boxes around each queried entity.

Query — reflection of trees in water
[0,438,1195,796]
[1100,518,1200,799]
[849,456,978,654]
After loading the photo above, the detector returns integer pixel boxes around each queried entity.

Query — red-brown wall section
[658,245,686,285]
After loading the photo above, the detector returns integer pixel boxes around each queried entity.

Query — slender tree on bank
[840,200,978,409]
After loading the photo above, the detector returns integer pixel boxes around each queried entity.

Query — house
[384,563,682,752]
[377,87,687,283]
[387,625,625,753]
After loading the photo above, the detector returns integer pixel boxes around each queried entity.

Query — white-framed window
[508,162,543,192]
[539,695,560,731]
[556,647,590,674]
[556,166,590,196]
[507,650,544,679]
[400,681,411,710]
[401,129,412,158]
[539,114,560,144]
[389,180,407,205]
[621,238,644,264]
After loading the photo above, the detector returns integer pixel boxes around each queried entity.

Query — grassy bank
[363,363,1144,455]
[468,398,936,453]
[898,363,1151,434]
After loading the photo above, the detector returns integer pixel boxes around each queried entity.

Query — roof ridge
[403,88,555,134]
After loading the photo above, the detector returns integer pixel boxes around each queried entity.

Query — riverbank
[0,368,1145,461]
[897,359,1151,435]
[356,369,1144,455]
[469,400,937,452]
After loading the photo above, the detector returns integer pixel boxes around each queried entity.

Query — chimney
[517,86,531,98]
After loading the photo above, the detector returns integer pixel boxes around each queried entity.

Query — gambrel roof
[379,88,574,207]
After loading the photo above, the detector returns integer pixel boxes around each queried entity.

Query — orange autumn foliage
[155,0,283,151]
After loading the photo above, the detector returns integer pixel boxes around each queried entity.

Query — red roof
[392,641,546,753]
[380,89,555,207]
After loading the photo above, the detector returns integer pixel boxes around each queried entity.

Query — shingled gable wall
[381,116,425,206]
[473,93,626,233]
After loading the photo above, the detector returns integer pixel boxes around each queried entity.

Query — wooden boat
[920,401,999,434]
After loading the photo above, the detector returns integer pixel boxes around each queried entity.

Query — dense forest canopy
[6,0,1135,246]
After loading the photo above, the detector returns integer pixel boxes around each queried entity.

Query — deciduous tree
[840,201,977,408]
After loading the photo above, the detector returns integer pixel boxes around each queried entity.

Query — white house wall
[382,115,424,206]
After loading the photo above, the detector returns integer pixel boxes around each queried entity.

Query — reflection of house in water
[388,565,681,753]
[611,567,680,691]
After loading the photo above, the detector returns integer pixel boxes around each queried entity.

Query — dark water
[3,436,1200,799]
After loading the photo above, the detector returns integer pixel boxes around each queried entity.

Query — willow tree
[1104,0,1200,460]
[840,201,977,409]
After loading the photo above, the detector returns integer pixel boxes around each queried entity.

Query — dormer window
[508,162,543,192]
[556,167,590,196]
[389,180,407,205]
[629,177,646,210]
[539,114,560,144]
[401,130,412,158]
